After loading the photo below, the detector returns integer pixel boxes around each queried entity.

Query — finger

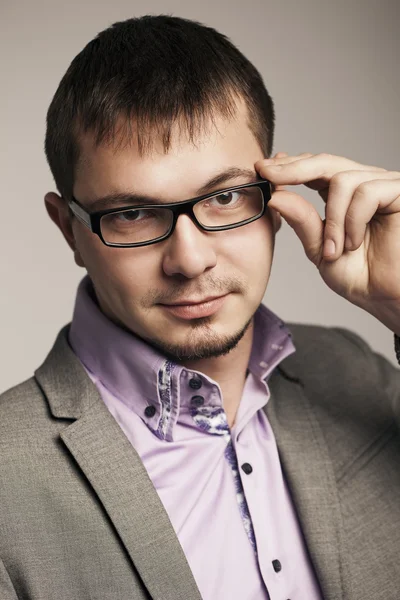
[255,152,312,191]
[262,153,290,191]
[272,152,289,186]
[259,154,314,193]
[344,177,400,250]
[257,152,314,169]
[268,190,324,265]
[322,170,390,259]
[256,153,386,190]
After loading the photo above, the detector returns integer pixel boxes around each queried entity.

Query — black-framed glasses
[68,179,272,248]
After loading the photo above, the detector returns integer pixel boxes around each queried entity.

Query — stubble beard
[145,314,254,362]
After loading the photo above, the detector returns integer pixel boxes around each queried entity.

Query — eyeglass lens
[100,186,264,245]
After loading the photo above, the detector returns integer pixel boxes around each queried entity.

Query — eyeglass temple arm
[68,200,91,229]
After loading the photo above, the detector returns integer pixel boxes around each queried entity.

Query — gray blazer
[1,323,400,600]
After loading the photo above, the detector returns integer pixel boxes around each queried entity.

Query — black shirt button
[189,377,202,390]
[272,559,282,573]
[241,463,253,475]
[144,405,156,418]
[191,395,205,407]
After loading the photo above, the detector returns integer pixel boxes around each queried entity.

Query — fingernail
[324,239,336,257]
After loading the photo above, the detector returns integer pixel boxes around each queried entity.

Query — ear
[44,192,85,267]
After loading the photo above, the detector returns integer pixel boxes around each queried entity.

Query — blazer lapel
[35,326,202,600]
[265,361,344,600]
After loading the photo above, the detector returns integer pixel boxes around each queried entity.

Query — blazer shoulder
[0,376,43,412]
[285,321,399,384]
[286,320,384,354]
[0,376,55,445]
[282,321,400,452]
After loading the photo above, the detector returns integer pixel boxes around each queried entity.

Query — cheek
[76,230,161,298]
[221,215,274,274]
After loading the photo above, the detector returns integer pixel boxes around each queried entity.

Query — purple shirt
[69,276,322,600]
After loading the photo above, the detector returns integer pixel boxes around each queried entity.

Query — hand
[255,153,400,334]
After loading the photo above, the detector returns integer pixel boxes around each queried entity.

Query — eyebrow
[84,167,260,211]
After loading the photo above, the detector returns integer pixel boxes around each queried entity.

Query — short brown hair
[45,15,275,200]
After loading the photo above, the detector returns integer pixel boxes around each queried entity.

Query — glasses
[68,179,272,248]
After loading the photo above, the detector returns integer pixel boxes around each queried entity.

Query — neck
[180,320,254,428]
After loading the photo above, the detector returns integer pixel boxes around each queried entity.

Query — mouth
[159,294,229,320]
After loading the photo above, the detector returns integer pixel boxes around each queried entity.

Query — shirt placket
[191,404,258,556]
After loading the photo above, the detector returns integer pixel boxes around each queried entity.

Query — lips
[159,294,229,320]
[166,295,224,306]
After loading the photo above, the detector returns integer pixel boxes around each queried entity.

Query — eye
[209,191,242,207]
[115,209,145,222]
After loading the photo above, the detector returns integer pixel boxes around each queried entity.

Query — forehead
[74,100,264,203]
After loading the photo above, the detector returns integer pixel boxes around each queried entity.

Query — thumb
[272,152,289,191]
[269,190,324,266]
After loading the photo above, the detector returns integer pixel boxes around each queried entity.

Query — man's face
[69,101,278,361]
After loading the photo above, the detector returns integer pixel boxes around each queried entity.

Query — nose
[162,214,217,278]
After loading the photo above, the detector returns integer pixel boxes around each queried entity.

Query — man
[1,14,400,600]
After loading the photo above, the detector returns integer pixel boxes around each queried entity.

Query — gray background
[1,0,399,393]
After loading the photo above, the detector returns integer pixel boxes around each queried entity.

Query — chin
[142,315,253,362]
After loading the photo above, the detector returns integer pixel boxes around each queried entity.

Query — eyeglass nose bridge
[166,198,205,237]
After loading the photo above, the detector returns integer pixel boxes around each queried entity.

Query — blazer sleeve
[0,558,19,600]
[333,327,400,432]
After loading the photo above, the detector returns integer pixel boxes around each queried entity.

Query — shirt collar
[248,302,296,382]
[69,276,167,416]
[69,276,296,437]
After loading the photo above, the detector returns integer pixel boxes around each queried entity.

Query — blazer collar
[35,326,202,600]
[35,324,95,419]
[265,326,345,600]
